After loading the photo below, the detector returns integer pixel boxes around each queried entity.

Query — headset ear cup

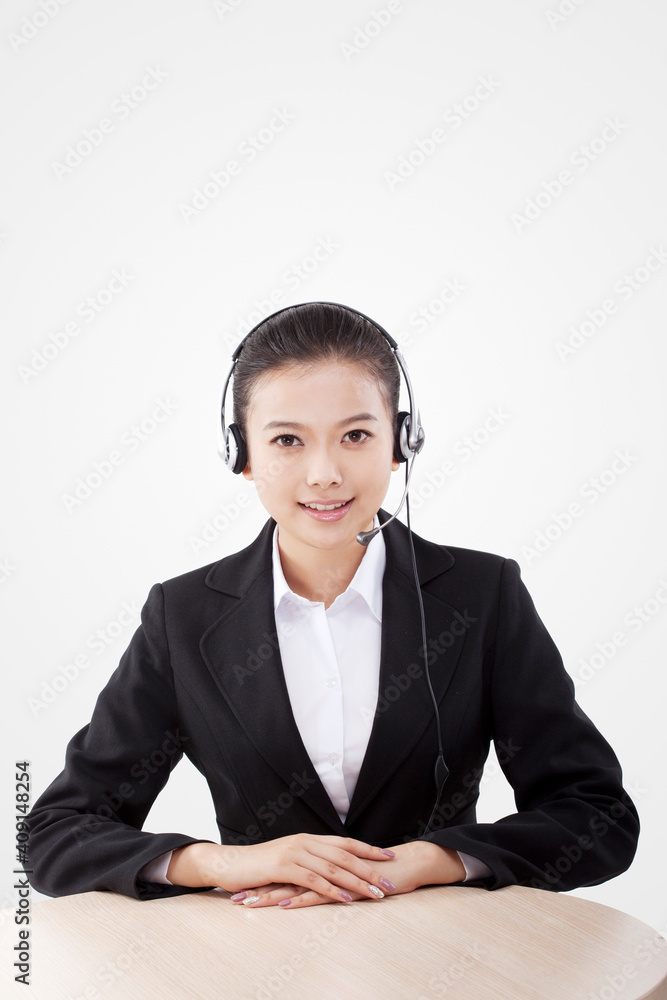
[394,411,411,463]
[227,423,248,475]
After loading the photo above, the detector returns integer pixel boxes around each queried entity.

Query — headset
[218,302,448,835]
[219,303,424,469]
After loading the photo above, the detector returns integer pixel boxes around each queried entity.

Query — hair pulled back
[231,302,401,442]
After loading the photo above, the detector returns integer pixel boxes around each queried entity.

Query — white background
[2,0,665,940]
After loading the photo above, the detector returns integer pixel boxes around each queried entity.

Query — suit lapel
[344,510,467,826]
[199,518,345,831]
[199,510,467,833]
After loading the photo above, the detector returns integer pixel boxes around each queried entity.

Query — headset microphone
[356,448,419,546]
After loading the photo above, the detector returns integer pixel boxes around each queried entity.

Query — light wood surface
[2,885,666,999]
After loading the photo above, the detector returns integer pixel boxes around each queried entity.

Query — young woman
[27,302,639,908]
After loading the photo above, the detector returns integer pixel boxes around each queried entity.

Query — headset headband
[218,301,425,473]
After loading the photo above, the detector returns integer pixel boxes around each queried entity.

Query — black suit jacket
[27,509,639,899]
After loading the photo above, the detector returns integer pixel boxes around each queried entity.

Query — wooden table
[2,885,666,999]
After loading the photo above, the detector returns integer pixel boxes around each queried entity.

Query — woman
[26,301,639,908]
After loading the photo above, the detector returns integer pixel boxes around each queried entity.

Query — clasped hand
[168,834,464,909]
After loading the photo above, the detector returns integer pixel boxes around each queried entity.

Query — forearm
[27,791,209,899]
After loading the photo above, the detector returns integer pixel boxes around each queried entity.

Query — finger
[244,887,367,909]
[241,885,310,908]
[322,837,396,862]
[280,860,391,905]
[298,845,398,900]
[230,883,283,903]
[311,839,398,892]
[278,888,366,909]
[230,888,256,903]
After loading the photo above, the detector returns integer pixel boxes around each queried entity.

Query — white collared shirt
[272,515,385,823]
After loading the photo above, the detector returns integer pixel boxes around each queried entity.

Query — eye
[343,429,371,443]
[270,434,301,447]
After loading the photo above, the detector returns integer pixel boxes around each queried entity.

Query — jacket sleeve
[416,557,640,891]
[26,583,215,900]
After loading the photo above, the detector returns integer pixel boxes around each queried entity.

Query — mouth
[299,500,353,511]
[298,499,354,521]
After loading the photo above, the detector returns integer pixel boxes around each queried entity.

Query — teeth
[303,502,348,511]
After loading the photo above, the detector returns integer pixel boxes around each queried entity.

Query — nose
[305,445,342,489]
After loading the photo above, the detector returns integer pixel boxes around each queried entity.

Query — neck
[276,521,374,607]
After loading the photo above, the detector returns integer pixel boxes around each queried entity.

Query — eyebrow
[262,413,379,431]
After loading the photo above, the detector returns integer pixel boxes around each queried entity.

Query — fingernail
[367,884,384,899]
[379,878,396,891]
[242,896,260,906]
[230,892,247,901]
[339,891,353,902]
[278,899,293,907]
[381,849,396,857]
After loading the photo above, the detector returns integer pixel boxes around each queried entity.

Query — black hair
[231,302,401,443]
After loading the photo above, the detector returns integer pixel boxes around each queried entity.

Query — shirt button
[326,677,338,688]
[328,753,339,766]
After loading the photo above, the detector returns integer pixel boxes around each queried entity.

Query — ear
[241,463,253,481]
[391,458,400,471]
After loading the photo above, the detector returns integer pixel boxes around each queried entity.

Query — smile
[300,501,352,511]
[298,499,354,521]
